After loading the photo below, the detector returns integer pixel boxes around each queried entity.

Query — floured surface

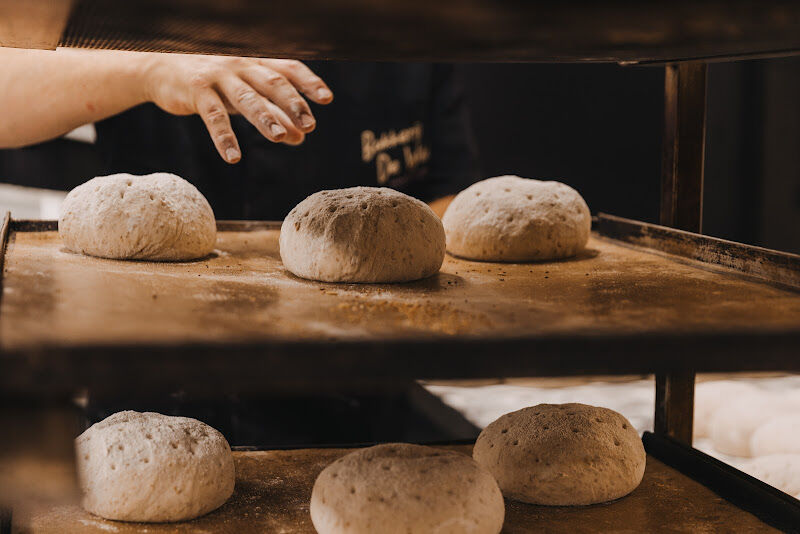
[2,228,800,351]
[23,446,775,533]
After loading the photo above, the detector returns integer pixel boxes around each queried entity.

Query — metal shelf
[14,440,794,533]
[1,214,798,396]
[4,1,800,63]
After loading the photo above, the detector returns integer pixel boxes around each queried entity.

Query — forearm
[0,48,152,148]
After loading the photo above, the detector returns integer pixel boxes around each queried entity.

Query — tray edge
[597,213,800,290]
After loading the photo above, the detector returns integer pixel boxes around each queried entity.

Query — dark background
[2,59,799,253]
[461,59,800,253]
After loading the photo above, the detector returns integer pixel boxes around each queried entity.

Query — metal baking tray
[1,213,798,395]
[10,0,800,63]
[15,438,799,533]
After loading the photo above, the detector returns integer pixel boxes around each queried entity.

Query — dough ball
[310,443,504,534]
[473,403,645,506]
[75,411,234,522]
[693,381,756,439]
[710,393,800,457]
[280,187,445,283]
[750,415,800,456]
[742,454,800,499]
[59,173,216,260]
[442,176,590,261]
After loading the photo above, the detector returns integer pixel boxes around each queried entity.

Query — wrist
[130,51,163,105]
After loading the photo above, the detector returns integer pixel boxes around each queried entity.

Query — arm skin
[0,48,333,163]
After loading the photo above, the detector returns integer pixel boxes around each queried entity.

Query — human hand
[142,55,333,163]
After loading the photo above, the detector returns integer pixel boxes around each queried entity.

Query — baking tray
[12,441,791,533]
[7,1,800,63]
[54,1,800,63]
[1,213,799,395]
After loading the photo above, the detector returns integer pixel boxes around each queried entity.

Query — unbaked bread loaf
[310,443,504,534]
[743,454,800,499]
[280,187,445,283]
[710,393,800,457]
[693,381,756,439]
[75,411,234,522]
[59,172,216,261]
[750,414,800,456]
[473,403,645,505]
[442,176,590,261]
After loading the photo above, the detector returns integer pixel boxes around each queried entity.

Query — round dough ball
[742,454,800,499]
[750,415,800,456]
[710,396,770,457]
[280,187,445,283]
[75,411,234,522]
[693,381,756,439]
[442,176,590,262]
[59,173,216,261]
[310,443,504,534]
[473,403,645,506]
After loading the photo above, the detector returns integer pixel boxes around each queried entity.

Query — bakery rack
[2,0,800,532]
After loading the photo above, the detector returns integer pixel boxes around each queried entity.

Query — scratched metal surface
[1,227,799,353]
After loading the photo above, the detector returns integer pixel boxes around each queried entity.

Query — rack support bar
[656,61,707,444]
[655,370,695,443]
[660,62,707,232]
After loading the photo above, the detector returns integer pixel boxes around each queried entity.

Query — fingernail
[270,123,286,138]
[317,88,332,101]
[226,148,240,162]
[300,113,315,128]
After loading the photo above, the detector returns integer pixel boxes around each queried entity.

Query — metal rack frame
[656,61,707,444]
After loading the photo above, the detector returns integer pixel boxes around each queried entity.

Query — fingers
[257,59,333,105]
[216,76,290,143]
[240,66,319,133]
[195,90,241,164]
[265,100,305,145]
[192,58,326,156]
